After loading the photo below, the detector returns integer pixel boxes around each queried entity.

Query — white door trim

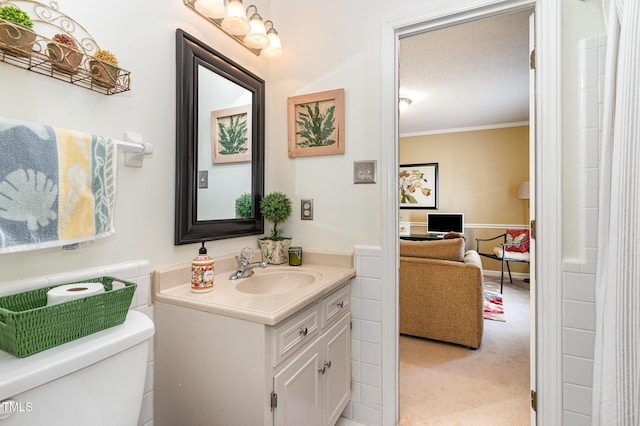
[380,1,562,424]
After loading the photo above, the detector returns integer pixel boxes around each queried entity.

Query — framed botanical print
[211,105,252,164]
[399,163,439,209]
[287,88,345,158]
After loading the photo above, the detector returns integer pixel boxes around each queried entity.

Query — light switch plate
[301,199,313,220]
[354,160,377,184]
[198,170,208,188]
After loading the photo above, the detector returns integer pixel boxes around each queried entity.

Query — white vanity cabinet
[154,280,351,426]
[273,305,351,426]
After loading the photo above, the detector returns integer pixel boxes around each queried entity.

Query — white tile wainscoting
[561,34,606,426]
[0,260,154,426]
[343,245,384,426]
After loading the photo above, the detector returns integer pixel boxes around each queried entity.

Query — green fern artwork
[295,101,336,148]
[217,113,248,155]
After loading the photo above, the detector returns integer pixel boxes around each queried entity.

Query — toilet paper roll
[46,282,105,305]
[111,280,126,291]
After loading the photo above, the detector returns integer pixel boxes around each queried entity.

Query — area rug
[483,280,505,322]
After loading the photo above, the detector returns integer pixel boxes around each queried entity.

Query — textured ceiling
[399,9,532,135]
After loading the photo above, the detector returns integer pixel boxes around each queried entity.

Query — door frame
[380,1,563,424]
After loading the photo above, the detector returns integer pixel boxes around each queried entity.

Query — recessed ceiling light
[399,97,413,112]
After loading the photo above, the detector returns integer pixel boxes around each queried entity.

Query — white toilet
[0,310,154,426]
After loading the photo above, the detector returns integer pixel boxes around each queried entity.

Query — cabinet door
[273,338,323,426]
[323,313,351,426]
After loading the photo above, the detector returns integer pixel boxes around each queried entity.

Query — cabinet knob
[299,327,308,336]
[336,301,344,308]
[318,361,331,374]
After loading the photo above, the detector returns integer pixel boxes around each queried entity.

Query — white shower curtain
[592,0,640,424]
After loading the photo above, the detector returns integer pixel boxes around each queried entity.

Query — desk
[400,234,444,241]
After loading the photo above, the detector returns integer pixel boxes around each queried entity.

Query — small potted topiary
[259,191,292,264]
[47,33,82,74]
[235,192,252,219]
[0,5,36,57]
[89,49,120,89]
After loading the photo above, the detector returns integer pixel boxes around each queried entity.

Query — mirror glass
[175,29,264,244]
[197,66,252,221]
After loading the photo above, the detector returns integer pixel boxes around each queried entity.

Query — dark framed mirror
[175,29,264,244]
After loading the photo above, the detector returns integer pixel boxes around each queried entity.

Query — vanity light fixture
[184,0,282,56]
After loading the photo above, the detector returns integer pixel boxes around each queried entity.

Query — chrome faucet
[229,247,267,280]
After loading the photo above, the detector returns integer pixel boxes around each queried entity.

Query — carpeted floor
[399,276,531,425]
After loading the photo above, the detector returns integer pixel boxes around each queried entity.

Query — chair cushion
[505,229,530,252]
[493,246,530,262]
[400,238,465,262]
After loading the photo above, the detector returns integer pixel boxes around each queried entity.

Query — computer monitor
[427,213,464,234]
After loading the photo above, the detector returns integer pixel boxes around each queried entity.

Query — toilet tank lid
[0,310,154,401]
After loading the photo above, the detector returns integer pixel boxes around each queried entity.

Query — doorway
[379,1,563,425]
[397,8,533,424]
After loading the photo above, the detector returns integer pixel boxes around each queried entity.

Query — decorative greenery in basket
[89,49,120,89]
[52,33,77,49]
[47,33,83,74]
[259,191,293,264]
[0,5,33,27]
[0,5,36,57]
[94,49,118,65]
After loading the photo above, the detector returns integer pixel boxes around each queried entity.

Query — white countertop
[152,251,355,325]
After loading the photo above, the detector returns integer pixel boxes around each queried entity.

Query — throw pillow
[505,229,529,252]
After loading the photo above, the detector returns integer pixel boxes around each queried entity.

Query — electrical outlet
[301,199,313,220]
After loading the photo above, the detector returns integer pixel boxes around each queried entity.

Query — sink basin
[235,269,320,295]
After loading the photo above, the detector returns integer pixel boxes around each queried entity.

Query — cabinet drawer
[273,303,319,366]
[321,285,351,328]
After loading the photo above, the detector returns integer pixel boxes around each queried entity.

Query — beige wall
[400,126,530,225]
[399,126,530,273]
[399,126,529,272]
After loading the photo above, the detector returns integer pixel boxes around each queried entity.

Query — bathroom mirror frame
[175,29,264,245]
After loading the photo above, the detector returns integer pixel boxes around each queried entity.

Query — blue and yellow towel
[0,117,116,253]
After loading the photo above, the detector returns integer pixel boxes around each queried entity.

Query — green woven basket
[0,276,136,358]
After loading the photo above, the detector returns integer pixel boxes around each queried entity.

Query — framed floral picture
[211,105,252,164]
[287,88,345,158]
[399,163,439,209]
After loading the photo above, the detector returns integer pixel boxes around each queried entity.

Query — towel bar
[115,132,153,168]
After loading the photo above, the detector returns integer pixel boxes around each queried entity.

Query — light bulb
[244,13,269,49]
[194,0,225,19]
[206,0,226,19]
[261,28,282,57]
[221,0,250,35]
